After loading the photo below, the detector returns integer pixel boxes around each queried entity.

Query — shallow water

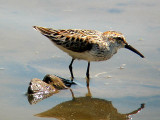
[0,0,160,120]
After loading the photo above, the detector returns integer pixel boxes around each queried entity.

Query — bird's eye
[117,37,123,41]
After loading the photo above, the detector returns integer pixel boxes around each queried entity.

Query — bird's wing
[33,26,103,52]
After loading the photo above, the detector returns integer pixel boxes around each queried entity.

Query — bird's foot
[71,76,74,82]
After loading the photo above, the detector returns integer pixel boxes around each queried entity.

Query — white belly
[55,44,114,61]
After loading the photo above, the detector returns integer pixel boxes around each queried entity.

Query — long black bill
[125,44,144,58]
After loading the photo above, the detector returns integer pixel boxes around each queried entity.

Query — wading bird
[33,26,144,86]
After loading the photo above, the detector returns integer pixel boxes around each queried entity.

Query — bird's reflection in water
[34,87,145,120]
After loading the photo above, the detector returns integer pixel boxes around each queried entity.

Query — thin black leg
[86,62,90,87]
[69,58,75,81]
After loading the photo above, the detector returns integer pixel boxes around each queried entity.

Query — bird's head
[103,31,144,58]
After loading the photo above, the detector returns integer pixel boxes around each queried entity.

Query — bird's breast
[53,41,118,62]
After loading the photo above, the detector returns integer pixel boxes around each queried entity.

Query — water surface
[0,0,160,120]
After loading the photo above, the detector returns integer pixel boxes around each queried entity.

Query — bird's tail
[33,26,57,36]
[33,26,67,47]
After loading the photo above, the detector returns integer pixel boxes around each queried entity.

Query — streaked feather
[33,26,103,52]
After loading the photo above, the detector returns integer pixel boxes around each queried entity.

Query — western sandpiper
[33,26,144,86]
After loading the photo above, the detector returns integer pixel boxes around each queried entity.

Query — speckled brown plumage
[33,26,144,86]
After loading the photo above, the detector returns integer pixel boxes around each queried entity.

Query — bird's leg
[86,62,90,87]
[69,58,75,81]
[86,85,92,97]
[69,88,75,100]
